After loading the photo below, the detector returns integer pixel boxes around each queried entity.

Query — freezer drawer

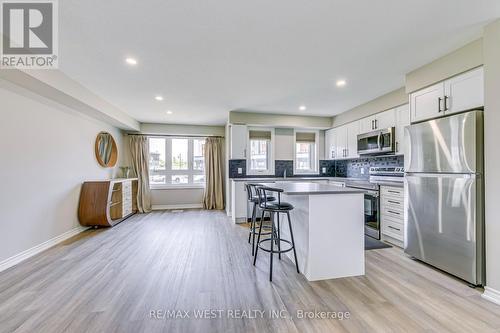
[404,173,484,285]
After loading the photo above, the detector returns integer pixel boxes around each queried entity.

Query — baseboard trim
[152,204,203,210]
[0,225,89,273]
[482,286,500,306]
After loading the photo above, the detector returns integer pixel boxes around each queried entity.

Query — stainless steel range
[345,179,380,239]
[369,167,405,187]
[345,167,405,240]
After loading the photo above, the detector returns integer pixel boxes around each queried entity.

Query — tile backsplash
[228,155,403,179]
[335,155,404,179]
[228,159,246,178]
[275,160,293,177]
[228,159,336,178]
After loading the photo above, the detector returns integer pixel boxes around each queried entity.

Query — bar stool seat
[259,201,293,211]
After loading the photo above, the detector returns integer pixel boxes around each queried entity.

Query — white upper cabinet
[359,116,375,134]
[410,67,484,123]
[346,121,360,158]
[229,124,247,159]
[325,128,337,160]
[335,125,348,159]
[359,109,396,134]
[376,109,396,130]
[332,122,360,159]
[410,82,445,123]
[444,67,484,116]
[394,104,410,155]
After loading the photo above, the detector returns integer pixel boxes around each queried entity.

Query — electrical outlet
[237,168,243,174]
[360,168,365,175]
[322,167,326,174]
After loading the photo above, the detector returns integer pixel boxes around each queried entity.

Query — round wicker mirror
[95,132,118,167]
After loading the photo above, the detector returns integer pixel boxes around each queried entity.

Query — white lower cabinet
[231,180,248,223]
[380,185,405,247]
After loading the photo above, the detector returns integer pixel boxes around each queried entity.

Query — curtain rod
[126,133,224,138]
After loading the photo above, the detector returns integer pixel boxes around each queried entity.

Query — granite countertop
[259,182,366,195]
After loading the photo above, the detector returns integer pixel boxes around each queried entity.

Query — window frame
[148,136,206,189]
[293,129,319,175]
[246,127,275,176]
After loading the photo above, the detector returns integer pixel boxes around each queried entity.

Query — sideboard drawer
[381,186,404,197]
[382,219,404,241]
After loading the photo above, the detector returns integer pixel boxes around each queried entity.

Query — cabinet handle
[388,190,399,194]
[388,200,400,204]
[372,120,375,130]
[438,97,443,112]
[444,95,449,111]
[375,119,378,129]
[396,141,399,152]
[244,148,246,158]
[388,225,401,231]
[388,210,401,215]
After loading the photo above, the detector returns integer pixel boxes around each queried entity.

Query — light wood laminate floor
[1,210,499,333]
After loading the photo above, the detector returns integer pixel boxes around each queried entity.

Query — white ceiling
[59,0,500,126]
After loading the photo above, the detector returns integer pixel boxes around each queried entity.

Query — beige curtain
[129,135,152,213]
[203,137,225,210]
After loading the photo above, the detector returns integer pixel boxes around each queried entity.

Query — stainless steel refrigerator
[404,110,485,286]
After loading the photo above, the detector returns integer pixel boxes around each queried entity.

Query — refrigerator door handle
[405,172,478,179]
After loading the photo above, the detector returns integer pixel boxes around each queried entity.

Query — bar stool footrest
[257,238,294,254]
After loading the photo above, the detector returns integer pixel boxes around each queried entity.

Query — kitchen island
[260,182,365,281]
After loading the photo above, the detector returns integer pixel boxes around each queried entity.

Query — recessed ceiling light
[336,79,347,87]
[299,105,307,111]
[166,110,173,115]
[155,96,164,101]
[125,57,137,65]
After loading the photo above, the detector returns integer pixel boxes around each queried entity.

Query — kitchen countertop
[259,182,366,195]
[230,176,361,182]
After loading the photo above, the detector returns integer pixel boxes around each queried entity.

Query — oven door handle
[364,190,379,197]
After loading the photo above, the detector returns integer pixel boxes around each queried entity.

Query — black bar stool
[245,183,275,256]
[253,186,300,281]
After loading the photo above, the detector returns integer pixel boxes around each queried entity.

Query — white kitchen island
[260,182,365,281]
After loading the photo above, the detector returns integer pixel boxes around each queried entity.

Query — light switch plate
[238,168,243,174]
[322,167,327,173]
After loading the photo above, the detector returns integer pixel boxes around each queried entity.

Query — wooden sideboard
[78,178,138,227]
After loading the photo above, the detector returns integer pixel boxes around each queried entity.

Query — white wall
[229,111,332,129]
[0,80,124,264]
[483,19,500,303]
[151,188,204,209]
[140,123,225,137]
[405,39,483,93]
[275,128,294,160]
[331,88,407,128]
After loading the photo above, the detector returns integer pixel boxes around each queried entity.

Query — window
[148,137,205,187]
[247,129,274,175]
[294,131,318,174]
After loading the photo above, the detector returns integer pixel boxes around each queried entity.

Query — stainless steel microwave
[357,127,395,155]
